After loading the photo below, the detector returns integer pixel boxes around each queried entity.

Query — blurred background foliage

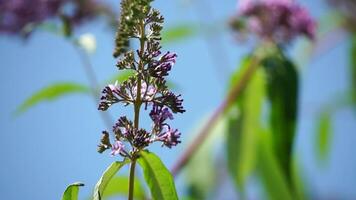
[1,0,356,199]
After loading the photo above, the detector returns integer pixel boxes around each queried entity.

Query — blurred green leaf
[291,158,307,200]
[62,182,84,200]
[16,82,90,115]
[261,53,299,182]
[162,24,198,44]
[138,151,178,200]
[351,34,356,103]
[93,160,129,200]
[105,70,135,85]
[37,22,61,35]
[229,56,252,88]
[258,131,293,200]
[101,176,145,200]
[315,112,332,163]
[226,56,266,191]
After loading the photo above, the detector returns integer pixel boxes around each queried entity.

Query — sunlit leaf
[105,70,135,85]
[138,151,178,200]
[15,82,90,115]
[261,53,299,182]
[228,56,252,88]
[93,160,129,200]
[101,176,145,200]
[258,131,293,200]
[62,182,84,200]
[226,56,266,191]
[315,112,332,163]
[291,158,308,200]
[162,24,198,44]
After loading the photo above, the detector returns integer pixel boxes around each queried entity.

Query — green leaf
[261,52,299,182]
[16,82,90,115]
[291,158,307,200]
[93,160,129,200]
[162,24,198,44]
[229,56,252,89]
[138,151,178,200]
[315,112,332,163]
[226,57,266,191]
[351,34,356,104]
[105,70,135,86]
[101,176,145,200]
[38,22,61,35]
[258,131,293,200]
[62,182,84,200]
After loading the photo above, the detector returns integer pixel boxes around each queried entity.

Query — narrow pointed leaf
[105,70,135,86]
[226,56,266,190]
[101,176,145,200]
[138,151,178,200]
[261,53,299,182]
[16,82,90,115]
[162,24,198,44]
[62,182,84,200]
[291,158,307,200]
[93,160,129,200]
[258,131,293,200]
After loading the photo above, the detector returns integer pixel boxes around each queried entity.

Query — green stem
[128,18,146,200]
[128,159,137,200]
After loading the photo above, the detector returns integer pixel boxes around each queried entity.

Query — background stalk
[171,56,260,177]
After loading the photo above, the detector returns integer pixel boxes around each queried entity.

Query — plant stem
[128,159,137,200]
[171,56,260,177]
[129,19,146,200]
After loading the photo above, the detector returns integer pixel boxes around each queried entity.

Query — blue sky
[0,0,355,199]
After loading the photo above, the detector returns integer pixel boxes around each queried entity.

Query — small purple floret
[157,128,181,148]
[150,104,174,126]
[110,141,125,156]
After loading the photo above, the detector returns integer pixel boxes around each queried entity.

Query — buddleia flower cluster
[0,0,112,37]
[230,0,316,44]
[97,0,185,158]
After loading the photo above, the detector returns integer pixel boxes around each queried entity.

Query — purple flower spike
[158,128,181,148]
[98,2,184,157]
[110,141,126,156]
